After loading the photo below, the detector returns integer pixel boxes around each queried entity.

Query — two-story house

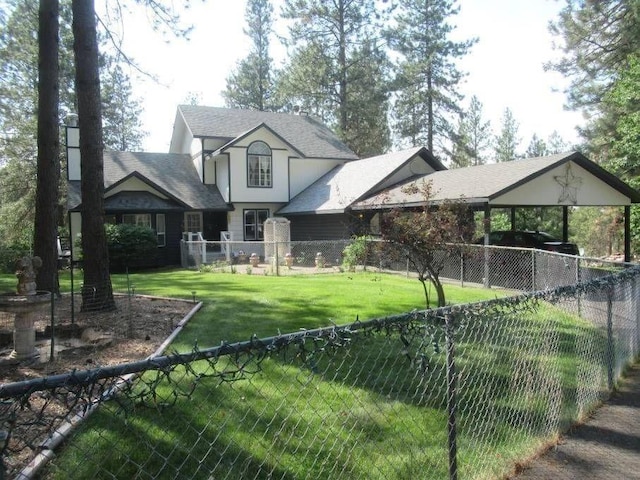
[66,105,445,267]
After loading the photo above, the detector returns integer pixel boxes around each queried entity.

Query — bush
[105,224,158,272]
[342,236,370,271]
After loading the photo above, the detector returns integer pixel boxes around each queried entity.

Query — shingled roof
[176,105,359,161]
[67,151,229,211]
[278,147,445,215]
[353,151,640,209]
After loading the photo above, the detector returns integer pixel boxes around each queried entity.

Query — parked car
[476,230,579,256]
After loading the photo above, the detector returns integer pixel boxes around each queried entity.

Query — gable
[278,147,442,215]
[172,105,359,161]
[105,176,170,200]
[493,161,632,206]
[352,152,640,210]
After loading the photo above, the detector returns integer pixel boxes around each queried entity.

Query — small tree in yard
[380,180,474,308]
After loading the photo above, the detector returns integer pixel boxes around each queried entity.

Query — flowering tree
[380,180,474,308]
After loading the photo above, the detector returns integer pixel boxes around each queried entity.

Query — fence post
[70,264,75,325]
[606,288,615,391]
[576,257,582,318]
[49,289,55,362]
[635,273,640,358]
[445,313,458,480]
[274,241,280,276]
[531,250,536,291]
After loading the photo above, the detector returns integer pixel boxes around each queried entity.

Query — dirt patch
[0,294,197,384]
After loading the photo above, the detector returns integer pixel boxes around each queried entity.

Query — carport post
[624,206,631,263]
[562,206,569,242]
[483,205,491,288]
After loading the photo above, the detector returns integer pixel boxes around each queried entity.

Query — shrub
[105,224,157,272]
[342,236,370,271]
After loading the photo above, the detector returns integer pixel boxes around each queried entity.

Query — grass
[0,269,602,479]
[1,268,503,347]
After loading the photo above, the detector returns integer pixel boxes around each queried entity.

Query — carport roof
[352,151,640,210]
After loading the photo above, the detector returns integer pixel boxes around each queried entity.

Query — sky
[112,0,584,154]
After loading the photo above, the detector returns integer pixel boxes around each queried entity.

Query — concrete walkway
[513,363,640,479]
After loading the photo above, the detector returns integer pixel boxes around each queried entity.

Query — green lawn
[1,269,601,479]
[2,268,503,347]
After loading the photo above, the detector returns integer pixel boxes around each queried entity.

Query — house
[67,106,442,266]
[66,106,640,267]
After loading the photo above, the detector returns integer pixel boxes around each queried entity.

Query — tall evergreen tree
[33,0,60,293]
[72,0,115,311]
[223,0,278,111]
[101,62,145,150]
[494,107,520,162]
[449,113,472,168]
[547,130,569,154]
[387,0,476,154]
[548,0,640,159]
[525,134,549,158]
[0,0,145,251]
[462,95,491,166]
[279,0,390,156]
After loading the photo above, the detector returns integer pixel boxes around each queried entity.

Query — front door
[203,212,228,240]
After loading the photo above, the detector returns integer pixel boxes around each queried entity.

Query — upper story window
[247,141,272,188]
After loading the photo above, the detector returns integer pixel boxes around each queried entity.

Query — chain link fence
[181,238,627,292]
[0,242,638,478]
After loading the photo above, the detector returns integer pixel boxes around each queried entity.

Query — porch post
[510,207,516,230]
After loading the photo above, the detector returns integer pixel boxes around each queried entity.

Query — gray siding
[289,214,354,241]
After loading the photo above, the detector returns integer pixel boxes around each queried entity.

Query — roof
[67,151,229,211]
[278,146,444,215]
[353,151,640,210]
[175,105,359,161]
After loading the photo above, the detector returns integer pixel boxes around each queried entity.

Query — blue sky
[115,0,582,155]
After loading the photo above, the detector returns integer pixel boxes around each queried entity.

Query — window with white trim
[122,213,151,228]
[244,209,269,240]
[247,141,272,187]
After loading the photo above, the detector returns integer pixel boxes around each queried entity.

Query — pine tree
[548,0,640,159]
[223,0,278,111]
[494,107,520,162]
[101,63,145,151]
[387,0,476,154]
[525,134,549,158]
[33,0,60,293]
[279,0,390,156]
[462,96,491,166]
[0,0,146,251]
[547,130,569,154]
[72,0,115,311]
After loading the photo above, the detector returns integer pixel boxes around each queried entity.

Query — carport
[353,151,640,262]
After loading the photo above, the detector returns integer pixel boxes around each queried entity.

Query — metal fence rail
[0,255,638,479]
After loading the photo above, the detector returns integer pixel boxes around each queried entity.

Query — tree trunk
[72,0,115,311]
[34,0,61,295]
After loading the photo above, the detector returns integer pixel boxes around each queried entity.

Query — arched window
[247,141,272,187]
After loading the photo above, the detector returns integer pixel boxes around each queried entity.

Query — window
[244,209,269,240]
[247,141,272,187]
[122,213,151,228]
[184,212,202,233]
[156,214,166,247]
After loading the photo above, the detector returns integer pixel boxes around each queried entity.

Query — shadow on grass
[40,272,615,479]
